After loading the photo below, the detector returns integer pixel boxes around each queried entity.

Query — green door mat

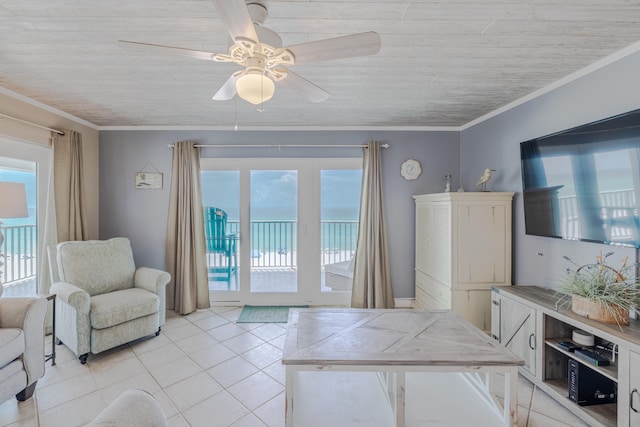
[236,305,308,323]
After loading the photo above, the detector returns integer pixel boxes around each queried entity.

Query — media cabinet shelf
[544,379,617,425]
[492,285,640,427]
[544,338,618,382]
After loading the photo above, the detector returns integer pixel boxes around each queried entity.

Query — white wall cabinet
[493,285,640,427]
[413,192,514,332]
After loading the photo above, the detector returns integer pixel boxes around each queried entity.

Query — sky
[201,169,362,220]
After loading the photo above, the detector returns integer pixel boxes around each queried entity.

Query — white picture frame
[135,172,163,190]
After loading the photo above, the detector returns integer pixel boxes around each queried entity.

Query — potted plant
[559,251,640,328]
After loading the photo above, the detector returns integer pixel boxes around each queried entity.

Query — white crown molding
[0,86,99,130]
[98,125,462,132]
[460,39,640,131]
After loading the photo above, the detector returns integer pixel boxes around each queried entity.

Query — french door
[0,135,51,296]
[201,157,361,306]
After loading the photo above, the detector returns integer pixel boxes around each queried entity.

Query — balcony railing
[557,189,638,241]
[2,220,356,283]
[223,220,357,269]
[0,224,37,284]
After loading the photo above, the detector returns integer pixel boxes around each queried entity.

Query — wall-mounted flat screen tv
[520,108,640,248]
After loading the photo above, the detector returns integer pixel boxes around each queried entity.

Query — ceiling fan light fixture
[235,71,275,105]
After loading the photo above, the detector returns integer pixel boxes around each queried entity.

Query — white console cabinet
[492,285,640,427]
[413,192,514,332]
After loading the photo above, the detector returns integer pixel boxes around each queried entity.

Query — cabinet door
[631,351,640,425]
[430,202,451,284]
[494,293,537,376]
[491,292,501,342]
[415,201,431,274]
[457,204,507,284]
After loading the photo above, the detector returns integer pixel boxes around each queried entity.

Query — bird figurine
[476,168,496,192]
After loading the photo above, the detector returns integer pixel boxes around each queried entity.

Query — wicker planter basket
[571,294,630,325]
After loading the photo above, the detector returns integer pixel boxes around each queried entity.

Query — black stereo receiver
[568,359,616,406]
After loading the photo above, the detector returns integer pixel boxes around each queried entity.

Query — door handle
[529,333,535,350]
[632,388,639,413]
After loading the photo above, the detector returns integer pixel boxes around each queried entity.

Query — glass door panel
[201,170,240,292]
[320,169,361,293]
[0,161,37,295]
[250,170,298,293]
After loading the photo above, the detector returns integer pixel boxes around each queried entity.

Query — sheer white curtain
[38,136,58,294]
[165,141,210,314]
[351,141,394,308]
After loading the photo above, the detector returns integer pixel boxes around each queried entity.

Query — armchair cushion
[0,329,24,367]
[90,289,159,329]
[57,238,136,296]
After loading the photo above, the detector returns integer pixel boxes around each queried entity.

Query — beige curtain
[165,141,210,314]
[351,141,394,308]
[53,130,87,242]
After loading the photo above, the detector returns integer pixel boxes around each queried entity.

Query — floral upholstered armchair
[0,285,47,403]
[49,238,170,364]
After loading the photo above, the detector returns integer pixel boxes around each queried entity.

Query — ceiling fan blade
[279,71,329,103]
[118,40,217,61]
[283,31,381,65]
[212,75,237,101]
[212,0,259,44]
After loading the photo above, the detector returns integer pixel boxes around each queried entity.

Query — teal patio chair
[203,207,238,288]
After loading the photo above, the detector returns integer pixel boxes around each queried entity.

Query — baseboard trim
[394,298,414,308]
[210,297,417,309]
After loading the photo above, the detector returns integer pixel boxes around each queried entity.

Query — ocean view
[1,168,360,255]
[0,168,37,256]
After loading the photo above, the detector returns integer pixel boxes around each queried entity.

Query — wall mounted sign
[135,161,163,189]
[135,172,163,189]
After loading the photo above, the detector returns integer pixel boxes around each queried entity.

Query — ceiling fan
[118,0,382,105]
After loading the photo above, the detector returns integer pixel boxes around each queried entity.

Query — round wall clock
[401,159,422,180]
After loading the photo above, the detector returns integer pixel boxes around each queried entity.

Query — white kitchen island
[281,308,524,426]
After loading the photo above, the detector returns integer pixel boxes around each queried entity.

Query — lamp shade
[0,182,28,219]
[235,72,275,105]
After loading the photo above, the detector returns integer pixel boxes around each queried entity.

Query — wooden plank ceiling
[1,0,640,129]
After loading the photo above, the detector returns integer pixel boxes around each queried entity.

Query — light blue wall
[461,50,640,287]
[99,130,460,299]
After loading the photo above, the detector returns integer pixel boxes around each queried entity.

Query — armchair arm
[49,282,91,358]
[50,282,90,313]
[0,297,47,385]
[134,267,170,295]
[134,268,170,327]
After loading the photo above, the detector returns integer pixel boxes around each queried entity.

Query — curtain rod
[168,143,390,149]
[0,113,65,135]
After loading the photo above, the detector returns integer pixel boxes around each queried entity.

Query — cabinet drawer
[417,287,449,311]
[416,270,451,306]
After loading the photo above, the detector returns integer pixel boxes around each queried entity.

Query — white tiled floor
[1,307,591,427]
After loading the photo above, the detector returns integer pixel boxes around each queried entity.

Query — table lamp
[0,182,29,282]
